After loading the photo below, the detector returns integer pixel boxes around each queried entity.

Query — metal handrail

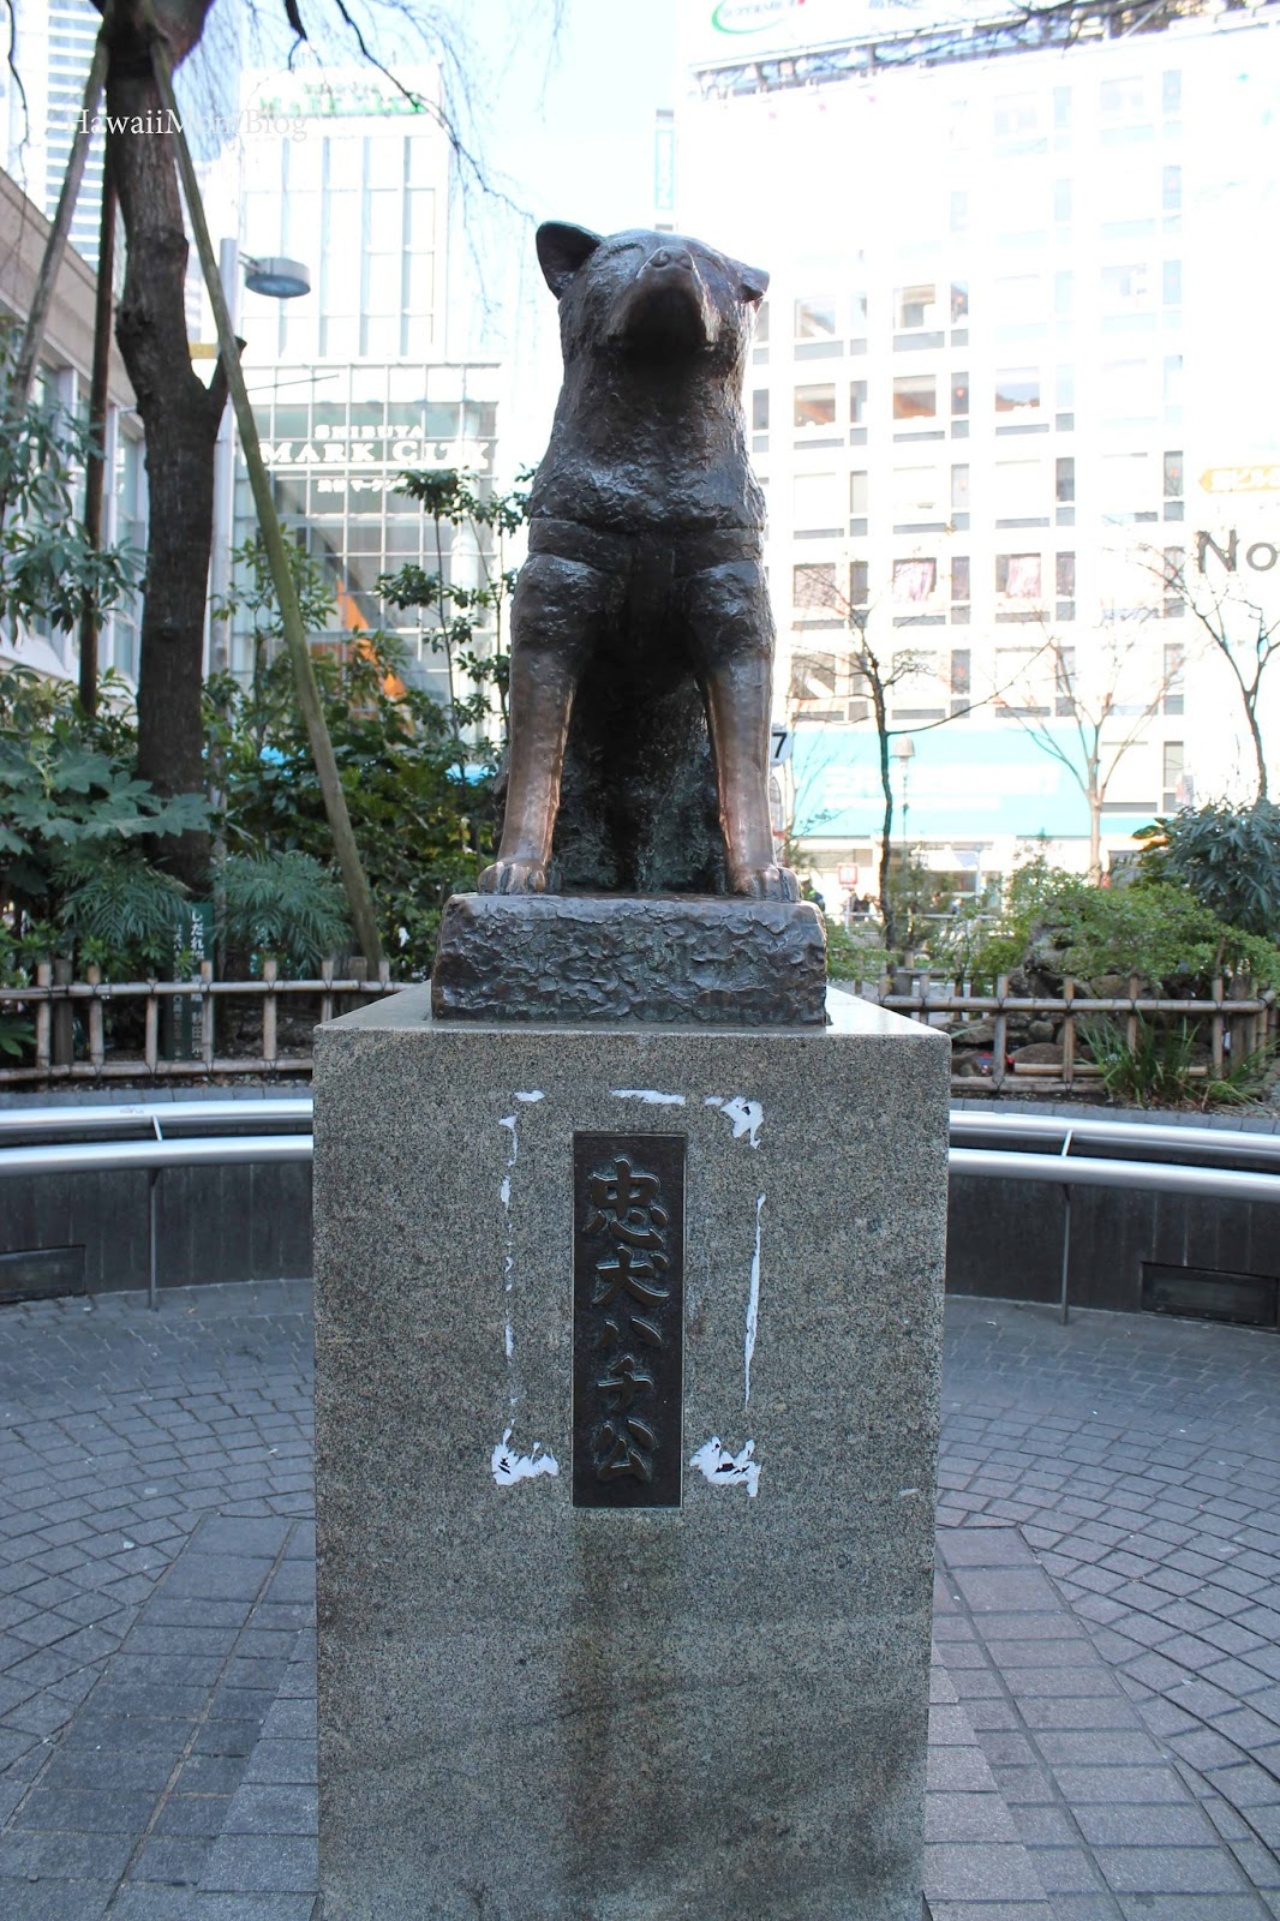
[0,1099,313,1139]
[950,1110,1280,1163]
[3,1099,1278,1323]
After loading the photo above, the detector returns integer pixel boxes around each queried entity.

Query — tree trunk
[105,8,222,889]
[1246,697,1269,801]
[875,691,895,952]
[1088,792,1102,882]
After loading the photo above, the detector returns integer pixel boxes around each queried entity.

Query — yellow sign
[1199,464,1280,495]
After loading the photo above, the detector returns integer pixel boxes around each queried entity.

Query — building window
[995,92,1043,143]
[893,375,936,421]
[1163,165,1182,214]
[850,471,869,515]
[850,380,868,424]
[1056,457,1075,504]
[895,283,938,330]
[794,384,836,429]
[1163,546,1185,617]
[795,298,838,339]
[951,372,969,417]
[1162,740,1184,813]
[1164,643,1185,715]
[892,463,945,522]
[995,367,1041,413]
[1054,179,1072,223]
[1056,553,1076,597]
[1165,354,1184,414]
[756,301,770,344]
[1101,75,1151,127]
[893,557,937,603]
[952,557,971,602]
[951,648,971,706]
[994,457,1049,520]
[951,464,970,515]
[1101,263,1152,310]
[1162,71,1181,116]
[950,191,968,234]
[850,560,869,606]
[1054,271,1074,317]
[752,390,769,431]
[1163,450,1183,499]
[793,562,839,612]
[1163,260,1182,308]
[793,472,841,531]
[997,553,1042,599]
[1055,646,1077,715]
[996,646,1052,715]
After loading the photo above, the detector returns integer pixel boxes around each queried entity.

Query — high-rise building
[675,0,1280,908]
[215,67,503,705]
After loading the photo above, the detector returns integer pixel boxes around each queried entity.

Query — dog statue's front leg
[684,559,799,903]
[478,553,602,895]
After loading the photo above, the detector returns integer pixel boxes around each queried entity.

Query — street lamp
[208,241,312,676]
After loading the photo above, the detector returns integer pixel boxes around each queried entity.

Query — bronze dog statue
[478,222,797,902]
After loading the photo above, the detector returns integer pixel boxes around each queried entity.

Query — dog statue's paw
[477,858,550,896]
[731,862,800,903]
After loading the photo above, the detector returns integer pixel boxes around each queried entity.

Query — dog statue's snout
[649,246,689,271]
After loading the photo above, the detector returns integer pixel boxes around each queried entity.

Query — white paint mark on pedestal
[745,1193,765,1406]
[499,1115,518,1164]
[690,1437,761,1498]
[610,1089,686,1106]
[706,1096,764,1147]
[515,1090,545,1103]
[491,1429,559,1486]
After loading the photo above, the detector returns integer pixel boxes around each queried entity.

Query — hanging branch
[148,25,384,970]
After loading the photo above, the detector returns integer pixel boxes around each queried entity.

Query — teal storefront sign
[791,726,1155,843]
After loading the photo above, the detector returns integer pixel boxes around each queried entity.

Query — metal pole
[207,236,239,678]
[1059,1186,1072,1326]
[148,1168,159,1310]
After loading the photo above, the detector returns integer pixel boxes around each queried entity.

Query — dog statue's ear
[536,222,604,297]
[738,263,770,305]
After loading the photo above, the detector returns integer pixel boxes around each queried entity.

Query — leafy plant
[220,850,349,975]
[58,852,191,973]
[1139,800,1280,940]
[379,466,529,745]
[971,858,1280,994]
[0,321,143,635]
[1082,1015,1200,1108]
[0,665,208,934]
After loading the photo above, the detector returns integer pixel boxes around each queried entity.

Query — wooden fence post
[993,975,1008,1091]
[52,957,74,1067]
[35,961,51,1071]
[86,964,104,1070]
[262,957,278,1068]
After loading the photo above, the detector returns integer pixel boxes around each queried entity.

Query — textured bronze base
[430,892,828,1026]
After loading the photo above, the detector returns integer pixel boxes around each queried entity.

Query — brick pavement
[0,1280,1275,1918]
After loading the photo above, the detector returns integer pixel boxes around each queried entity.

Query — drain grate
[0,1245,87,1305]
[1142,1260,1278,1329]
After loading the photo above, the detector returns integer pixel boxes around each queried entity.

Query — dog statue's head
[537,222,768,368]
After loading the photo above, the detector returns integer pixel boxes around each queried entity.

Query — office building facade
[219,68,502,704]
[675,0,1280,906]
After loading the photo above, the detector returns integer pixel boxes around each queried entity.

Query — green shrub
[1140,800,1280,939]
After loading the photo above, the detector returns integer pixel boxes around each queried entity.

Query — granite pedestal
[313,986,949,1920]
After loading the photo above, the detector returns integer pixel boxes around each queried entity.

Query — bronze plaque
[572,1132,685,1509]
